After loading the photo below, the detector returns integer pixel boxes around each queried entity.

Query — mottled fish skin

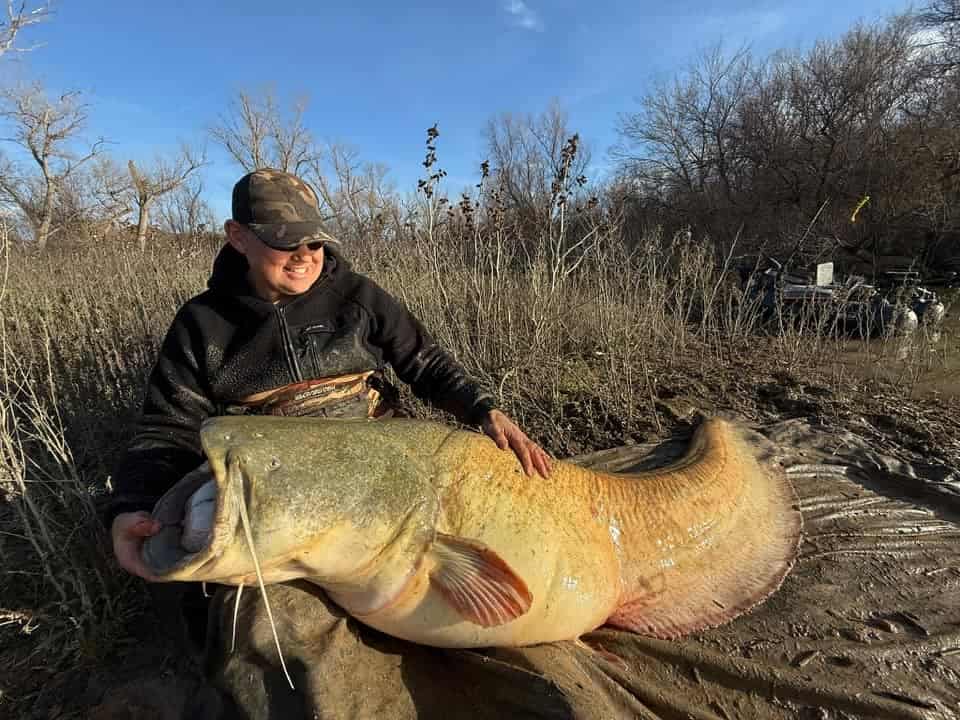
[142,416,801,648]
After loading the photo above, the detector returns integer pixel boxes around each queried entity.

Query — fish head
[141,416,447,588]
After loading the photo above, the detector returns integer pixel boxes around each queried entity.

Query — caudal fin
[607,419,802,639]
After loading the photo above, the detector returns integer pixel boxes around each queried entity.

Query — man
[107,168,552,586]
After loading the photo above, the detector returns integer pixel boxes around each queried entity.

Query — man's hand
[482,409,553,478]
[111,511,162,581]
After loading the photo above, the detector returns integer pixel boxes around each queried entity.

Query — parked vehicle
[741,257,924,339]
[874,270,948,329]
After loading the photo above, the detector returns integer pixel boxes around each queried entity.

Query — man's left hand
[482,409,553,479]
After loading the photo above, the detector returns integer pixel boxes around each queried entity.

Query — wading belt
[223,371,402,420]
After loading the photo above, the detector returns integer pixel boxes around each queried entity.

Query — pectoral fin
[429,533,532,627]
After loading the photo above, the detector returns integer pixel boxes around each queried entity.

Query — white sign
[816,262,834,286]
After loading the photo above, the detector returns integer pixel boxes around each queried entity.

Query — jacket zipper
[302,324,330,374]
[275,304,303,382]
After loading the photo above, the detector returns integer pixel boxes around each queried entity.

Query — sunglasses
[281,239,325,252]
[250,227,325,253]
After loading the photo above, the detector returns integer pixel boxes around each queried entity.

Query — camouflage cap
[231,168,334,250]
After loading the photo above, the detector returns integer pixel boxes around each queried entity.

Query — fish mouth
[142,461,239,578]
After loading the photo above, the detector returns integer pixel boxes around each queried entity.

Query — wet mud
[839,297,960,400]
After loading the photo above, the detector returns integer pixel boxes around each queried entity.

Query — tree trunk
[37,186,54,250]
[136,199,152,251]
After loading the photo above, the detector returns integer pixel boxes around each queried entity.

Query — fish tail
[608,419,802,639]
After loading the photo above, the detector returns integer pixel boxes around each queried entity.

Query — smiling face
[225,220,325,303]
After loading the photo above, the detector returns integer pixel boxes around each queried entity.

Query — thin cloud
[504,0,544,32]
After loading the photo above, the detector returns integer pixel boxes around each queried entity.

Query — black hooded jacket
[104,243,496,525]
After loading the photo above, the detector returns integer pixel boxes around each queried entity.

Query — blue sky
[5,0,915,220]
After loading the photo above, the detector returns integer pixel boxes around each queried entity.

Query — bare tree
[0,152,130,244]
[0,1,51,59]
[306,141,397,241]
[0,84,103,249]
[127,144,206,249]
[86,156,133,233]
[916,0,959,70]
[210,87,316,174]
[484,100,591,224]
[612,44,753,240]
[611,18,950,260]
[155,176,216,240]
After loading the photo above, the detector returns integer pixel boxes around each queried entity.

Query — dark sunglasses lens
[260,238,323,252]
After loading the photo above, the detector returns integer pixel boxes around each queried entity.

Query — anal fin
[429,533,532,627]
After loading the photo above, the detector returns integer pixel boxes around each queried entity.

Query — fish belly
[347,471,623,647]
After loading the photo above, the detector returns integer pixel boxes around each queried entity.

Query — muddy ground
[1,337,959,719]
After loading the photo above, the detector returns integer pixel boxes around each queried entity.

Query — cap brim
[247,222,333,250]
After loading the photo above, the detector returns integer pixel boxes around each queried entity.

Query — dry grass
[0,197,955,713]
[0,228,215,699]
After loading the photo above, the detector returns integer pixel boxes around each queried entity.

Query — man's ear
[224,220,248,255]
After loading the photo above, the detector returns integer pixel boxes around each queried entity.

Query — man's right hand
[111,511,162,581]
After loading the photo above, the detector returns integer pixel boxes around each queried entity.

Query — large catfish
[143,415,801,649]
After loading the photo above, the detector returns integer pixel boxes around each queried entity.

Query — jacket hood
[207,242,351,298]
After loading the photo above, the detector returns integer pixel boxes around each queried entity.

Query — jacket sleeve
[361,281,497,425]
[101,308,216,529]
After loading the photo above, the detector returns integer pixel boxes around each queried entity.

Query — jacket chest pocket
[299,323,336,373]
[298,317,379,379]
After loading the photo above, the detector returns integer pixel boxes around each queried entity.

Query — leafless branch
[209,87,316,174]
[0,1,52,58]
[0,83,103,248]
[127,143,207,248]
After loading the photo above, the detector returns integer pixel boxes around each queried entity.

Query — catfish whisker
[230,583,244,654]
[231,459,295,690]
